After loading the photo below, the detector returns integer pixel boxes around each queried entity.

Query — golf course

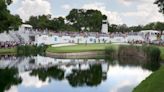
[0,43,164,92]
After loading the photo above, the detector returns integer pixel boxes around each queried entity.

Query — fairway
[46,44,118,53]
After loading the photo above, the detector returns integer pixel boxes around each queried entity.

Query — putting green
[46,44,118,53]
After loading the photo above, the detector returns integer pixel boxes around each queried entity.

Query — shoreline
[0,44,164,61]
[133,66,164,92]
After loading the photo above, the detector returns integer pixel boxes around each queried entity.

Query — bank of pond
[133,66,164,92]
[0,45,48,56]
[0,44,163,61]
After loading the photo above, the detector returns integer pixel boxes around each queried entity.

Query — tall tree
[143,22,156,30]
[154,22,164,32]
[26,16,38,29]
[66,9,107,32]
[154,0,164,14]
[129,25,143,32]
[0,0,22,32]
[9,15,22,30]
[26,15,66,31]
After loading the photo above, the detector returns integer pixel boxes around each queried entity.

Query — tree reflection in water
[66,64,105,87]
[142,60,160,71]
[29,64,106,87]
[0,68,22,92]
[30,66,65,82]
[117,56,160,71]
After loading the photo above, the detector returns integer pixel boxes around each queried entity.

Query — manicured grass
[46,44,118,53]
[133,66,164,92]
[0,48,16,54]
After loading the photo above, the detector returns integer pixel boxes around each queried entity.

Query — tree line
[0,0,163,33]
[25,9,107,32]
[109,22,164,32]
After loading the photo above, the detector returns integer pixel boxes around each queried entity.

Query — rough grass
[0,48,16,54]
[133,66,164,92]
[47,44,119,53]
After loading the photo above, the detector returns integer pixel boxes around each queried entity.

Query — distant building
[101,20,108,34]
[19,24,33,32]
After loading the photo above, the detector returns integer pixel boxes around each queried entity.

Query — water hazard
[0,55,157,92]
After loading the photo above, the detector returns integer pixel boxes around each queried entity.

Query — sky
[8,0,164,26]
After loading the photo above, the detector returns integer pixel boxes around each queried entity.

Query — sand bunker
[52,43,77,47]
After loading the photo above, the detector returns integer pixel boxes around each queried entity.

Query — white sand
[52,43,77,47]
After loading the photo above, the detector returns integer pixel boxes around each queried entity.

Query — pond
[0,55,159,92]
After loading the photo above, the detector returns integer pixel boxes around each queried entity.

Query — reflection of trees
[66,64,105,87]
[142,60,160,71]
[118,57,144,67]
[30,64,107,87]
[30,66,64,82]
[0,68,22,92]
[118,56,160,71]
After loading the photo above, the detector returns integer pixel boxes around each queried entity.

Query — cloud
[16,0,52,21]
[5,86,18,92]
[122,0,164,25]
[108,65,152,92]
[12,0,18,4]
[117,0,155,6]
[20,72,49,88]
[82,2,123,25]
[118,0,133,6]
[61,4,71,11]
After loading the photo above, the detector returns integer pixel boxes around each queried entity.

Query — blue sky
[9,0,164,26]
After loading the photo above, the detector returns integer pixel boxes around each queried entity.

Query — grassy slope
[0,48,16,54]
[159,47,164,61]
[46,44,118,53]
[133,66,164,92]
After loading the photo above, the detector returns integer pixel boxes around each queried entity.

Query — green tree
[9,15,22,30]
[66,9,106,32]
[117,24,130,32]
[129,25,143,32]
[0,0,22,32]
[154,22,164,31]
[26,16,38,29]
[154,0,164,14]
[108,24,118,32]
[143,22,156,30]
[26,15,66,31]
[37,15,51,29]
[50,17,65,31]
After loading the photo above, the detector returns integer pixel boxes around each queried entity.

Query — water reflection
[0,55,159,92]
[30,66,64,81]
[66,64,106,87]
[0,68,21,92]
